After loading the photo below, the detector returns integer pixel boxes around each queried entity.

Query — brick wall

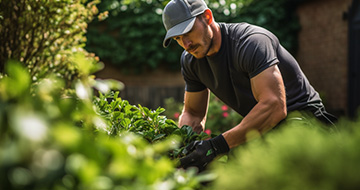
[296,0,352,115]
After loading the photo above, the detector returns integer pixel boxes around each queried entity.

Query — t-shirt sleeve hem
[185,85,207,92]
[249,57,279,78]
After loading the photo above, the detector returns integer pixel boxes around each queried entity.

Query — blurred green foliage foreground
[1,61,360,190]
[0,60,212,190]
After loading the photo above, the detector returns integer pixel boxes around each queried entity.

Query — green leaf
[155,107,166,114]
[0,61,31,100]
[153,133,166,141]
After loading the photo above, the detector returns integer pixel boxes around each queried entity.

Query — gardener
[162,0,337,171]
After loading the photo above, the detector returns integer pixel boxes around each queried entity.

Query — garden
[1,0,360,190]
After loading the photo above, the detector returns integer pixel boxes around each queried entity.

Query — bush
[233,0,300,54]
[211,117,360,190]
[94,91,210,158]
[86,0,183,73]
[86,0,299,73]
[0,61,212,190]
[0,0,101,86]
[3,61,360,190]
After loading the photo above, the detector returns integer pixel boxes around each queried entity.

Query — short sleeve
[238,33,279,78]
[180,51,207,92]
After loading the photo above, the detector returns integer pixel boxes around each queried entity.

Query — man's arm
[223,64,287,148]
[179,65,286,171]
[179,88,210,133]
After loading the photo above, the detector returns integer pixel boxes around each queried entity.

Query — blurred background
[88,0,358,118]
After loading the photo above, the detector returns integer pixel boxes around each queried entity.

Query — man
[162,0,336,171]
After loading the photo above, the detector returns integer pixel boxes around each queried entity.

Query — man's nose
[182,37,192,49]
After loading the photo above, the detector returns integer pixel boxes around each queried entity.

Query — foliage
[86,0,183,74]
[232,0,300,54]
[94,91,210,158]
[0,0,101,87]
[86,0,299,73]
[94,91,178,139]
[211,117,360,190]
[4,61,360,190]
[0,61,212,190]
[164,93,243,135]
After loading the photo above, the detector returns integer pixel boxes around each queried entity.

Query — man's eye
[173,37,180,41]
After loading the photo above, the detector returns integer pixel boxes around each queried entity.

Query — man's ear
[203,9,213,25]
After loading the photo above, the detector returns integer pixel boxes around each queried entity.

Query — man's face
[173,16,213,59]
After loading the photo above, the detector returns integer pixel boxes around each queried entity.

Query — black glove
[180,134,230,172]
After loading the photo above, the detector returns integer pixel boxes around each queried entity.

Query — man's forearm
[222,100,287,149]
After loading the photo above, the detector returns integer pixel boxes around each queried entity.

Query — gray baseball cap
[162,0,208,48]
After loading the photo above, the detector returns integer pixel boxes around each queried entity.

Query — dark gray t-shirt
[180,22,322,117]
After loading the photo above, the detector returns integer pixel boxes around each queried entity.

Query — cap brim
[163,17,196,48]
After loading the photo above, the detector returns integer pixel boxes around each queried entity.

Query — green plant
[3,60,360,190]
[94,91,210,158]
[86,0,299,73]
[211,118,360,190]
[0,0,101,86]
[0,61,213,190]
[233,0,300,54]
[86,0,183,73]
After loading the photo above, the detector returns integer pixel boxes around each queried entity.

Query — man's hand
[180,134,230,172]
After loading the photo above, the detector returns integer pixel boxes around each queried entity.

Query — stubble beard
[190,26,213,59]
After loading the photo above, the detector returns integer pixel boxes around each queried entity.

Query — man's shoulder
[219,22,250,30]
[220,22,277,42]
[219,22,250,38]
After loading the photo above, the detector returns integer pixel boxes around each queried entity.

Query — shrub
[2,61,359,190]
[233,0,300,54]
[0,0,101,86]
[86,0,299,73]
[0,61,212,190]
[94,91,210,158]
[211,118,360,190]
[85,0,183,73]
